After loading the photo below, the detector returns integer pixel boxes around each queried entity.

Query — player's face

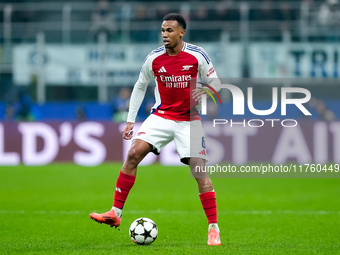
[161,20,185,49]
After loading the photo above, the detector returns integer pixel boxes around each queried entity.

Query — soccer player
[90,13,221,246]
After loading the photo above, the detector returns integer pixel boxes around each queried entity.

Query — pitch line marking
[0,210,339,215]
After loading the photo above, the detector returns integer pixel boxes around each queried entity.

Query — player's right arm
[122,122,134,140]
[123,55,154,140]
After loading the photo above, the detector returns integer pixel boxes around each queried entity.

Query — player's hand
[122,122,134,140]
[192,88,210,104]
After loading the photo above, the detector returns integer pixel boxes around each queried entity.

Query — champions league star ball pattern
[129,217,158,245]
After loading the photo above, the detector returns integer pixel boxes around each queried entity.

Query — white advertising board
[13,43,242,86]
[250,43,340,78]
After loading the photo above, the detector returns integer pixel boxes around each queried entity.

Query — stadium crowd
[4,0,340,42]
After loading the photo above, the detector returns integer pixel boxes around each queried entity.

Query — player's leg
[121,139,154,176]
[89,139,153,228]
[111,139,153,213]
[189,157,214,192]
[90,114,173,228]
[189,158,221,246]
[174,119,220,245]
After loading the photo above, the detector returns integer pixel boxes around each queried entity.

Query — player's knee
[126,147,143,165]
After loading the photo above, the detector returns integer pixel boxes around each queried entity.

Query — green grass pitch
[1,163,339,254]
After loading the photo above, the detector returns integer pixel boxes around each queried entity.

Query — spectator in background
[111,87,131,122]
[318,0,340,26]
[134,5,149,21]
[90,0,116,41]
[194,5,210,21]
[315,100,336,122]
[156,4,172,20]
[191,5,219,41]
[16,91,33,121]
[250,0,276,21]
[317,0,340,41]
[5,104,16,121]
[5,89,34,121]
[278,2,295,22]
[75,105,87,121]
[277,2,296,35]
[308,98,336,122]
[12,8,36,43]
[131,5,151,42]
[213,2,228,21]
[249,0,280,41]
[213,0,240,21]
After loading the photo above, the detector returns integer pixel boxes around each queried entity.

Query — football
[129,217,158,245]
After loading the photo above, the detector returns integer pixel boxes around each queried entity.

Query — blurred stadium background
[1,2,339,254]
[0,0,339,166]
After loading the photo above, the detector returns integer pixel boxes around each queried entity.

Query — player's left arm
[192,48,221,102]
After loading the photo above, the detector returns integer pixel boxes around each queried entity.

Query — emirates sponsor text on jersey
[160,74,192,88]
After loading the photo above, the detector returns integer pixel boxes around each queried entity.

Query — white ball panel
[151,228,158,238]
[146,218,156,225]
[143,221,153,231]
[129,221,137,231]
[134,224,145,235]
[134,235,145,244]
[144,237,154,245]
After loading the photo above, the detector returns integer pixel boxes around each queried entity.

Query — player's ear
[180,29,186,38]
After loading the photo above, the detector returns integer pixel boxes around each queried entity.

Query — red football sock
[199,191,218,224]
[113,171,136,209]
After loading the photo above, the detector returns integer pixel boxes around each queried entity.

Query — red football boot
[89,210,121,228]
